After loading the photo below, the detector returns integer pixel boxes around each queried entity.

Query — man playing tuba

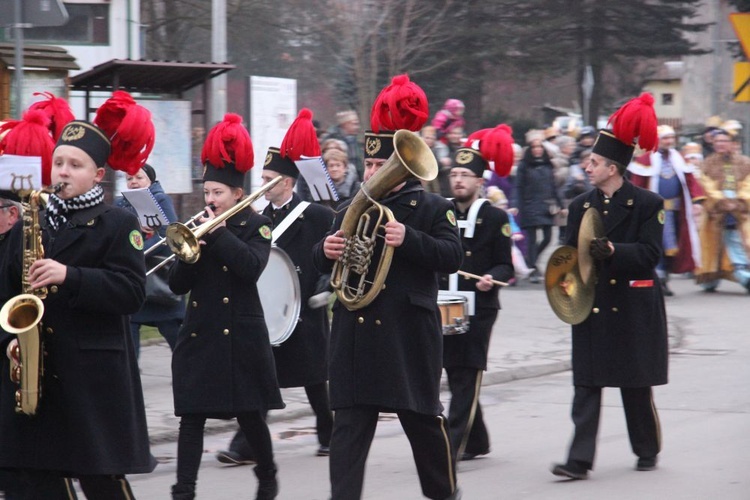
[314,75,463,500]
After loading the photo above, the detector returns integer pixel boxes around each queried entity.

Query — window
[5,4,109,45]
[661,93,674,106]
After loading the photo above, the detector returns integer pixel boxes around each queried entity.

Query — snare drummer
[169,114,283,500]
[216,142,335,464]
[439,137,515,463]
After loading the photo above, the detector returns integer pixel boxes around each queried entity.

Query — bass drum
[257,246,301,346]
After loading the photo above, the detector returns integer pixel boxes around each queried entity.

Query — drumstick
[457,270,509,287]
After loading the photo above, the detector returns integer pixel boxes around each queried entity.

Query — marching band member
[0,92,156,498]
[217,109,335,464]
[551,93,668,480]
[314,75,463,500]
[169,114,283,500]
[439,126,515,463]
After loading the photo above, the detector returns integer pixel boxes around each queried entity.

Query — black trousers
[329,406,457,500]
[566,385,662,469]
[4,470,133,500]
[524,225,553,269]
[445,367,489,460]
[176,412,274,487]
[229,382,333,456]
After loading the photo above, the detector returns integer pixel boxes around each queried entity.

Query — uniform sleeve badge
[502,223,511,237]
[447,210,457,226]
[129,230,144,250]
[259,225,272,239]
[657,209,665,225]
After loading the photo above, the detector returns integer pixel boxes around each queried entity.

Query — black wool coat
[262,194,335,388]
[565,180,668,388]
[439,201,514,370]
[169,208,284,417]
[314,181,462,415]
[513,151,561,228]
[0,204,155,476]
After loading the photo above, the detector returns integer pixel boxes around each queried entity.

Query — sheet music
[295,156,339,202]
[121,188,171,229]
[0,155,43,192]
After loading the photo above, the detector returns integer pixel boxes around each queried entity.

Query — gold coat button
[604,199,611,204]
[603,211,609,215]
[357,317,364,324]
[375,320,381,325]
[223,329,230,335]
[466,251,472,257]
[609,279,617,285]
[222,266,228,272]
[192,301,198,307]
[592,307,600,314]
[612,307,619,312]
[223,297,229,304]
[190,332,197,338]
[45,327,53,334]
[50,285,58,293]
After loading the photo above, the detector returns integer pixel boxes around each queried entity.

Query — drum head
[258,247,301,346]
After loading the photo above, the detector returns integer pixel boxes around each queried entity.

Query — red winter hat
[201,113,254,188]
[0,110,56,186]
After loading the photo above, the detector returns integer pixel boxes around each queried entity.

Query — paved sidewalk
[139,244,687,444]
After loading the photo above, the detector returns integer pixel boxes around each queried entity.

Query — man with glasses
[694,129,750,293]
[439,147,514,463]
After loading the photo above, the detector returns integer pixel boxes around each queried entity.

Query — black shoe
[703,286,717,293]
[460,450,489,461]
[254,465,279,500]
[316,445,330,457]
[551,462,589,480]
[215,449,256,466]
[171,483,196,500]
[636,456,658,471]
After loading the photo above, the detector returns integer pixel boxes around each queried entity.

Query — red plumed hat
[592,93,658,166]
[0,110,56,186]
[93,90,155,175]
[464,124,515,177]
[28,91,74,141]
[280,108,321,161]
[370,74,429,133]
[608,92,658,152]
[201,113,254,188]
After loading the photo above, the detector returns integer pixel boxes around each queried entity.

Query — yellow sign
[730,13,750,59]
[734,62,750,102]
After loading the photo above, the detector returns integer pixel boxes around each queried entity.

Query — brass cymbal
[545,245,595,325]
[577,208,604,286]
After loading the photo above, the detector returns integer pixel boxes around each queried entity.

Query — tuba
[0,183,62,415]
[330,130,438,311]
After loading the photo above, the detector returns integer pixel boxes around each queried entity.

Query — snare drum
[437,294,469,335]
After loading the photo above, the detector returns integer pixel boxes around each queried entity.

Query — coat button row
[192,301,198,307]
[465,250,472,257]
[356,317,382,325]
[610,279,617,285]
[190,332,197,337]
[50,285,58,293]
[223,297,229,304]
[45,327,53,334]
[223,329,230,335]
[222,266,229,272]
[592,307,618,313]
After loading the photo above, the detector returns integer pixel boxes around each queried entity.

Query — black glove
[589,237,613,260]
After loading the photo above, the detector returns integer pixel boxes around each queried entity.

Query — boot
[254,465,278,500]
[171,483,196,500]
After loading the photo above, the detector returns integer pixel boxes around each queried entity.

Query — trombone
[146,176,283,276]
[143,205,215,257]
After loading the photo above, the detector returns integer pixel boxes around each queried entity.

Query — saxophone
[0,183,62,415]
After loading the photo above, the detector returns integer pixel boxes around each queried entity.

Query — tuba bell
[330,130,438,311]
